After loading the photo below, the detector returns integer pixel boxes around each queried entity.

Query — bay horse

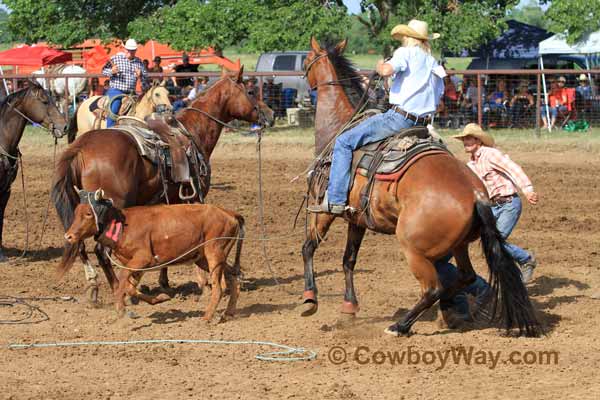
[63,189,244,322]
[300,38,541,337]
[0,80,68,261]
[69,81,172,140]
[52,67,273,301]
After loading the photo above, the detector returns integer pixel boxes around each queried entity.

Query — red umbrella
[0,45,72,67]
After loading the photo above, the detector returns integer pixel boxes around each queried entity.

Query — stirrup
[307,193,346,215]
[179,178,197,201]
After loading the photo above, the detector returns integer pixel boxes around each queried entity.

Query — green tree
[507,0,548,30]
[544,0,600,44]
[129,0,350,52]
[3,0,171,46]
[0,8,11,43]
[354,1,517,57]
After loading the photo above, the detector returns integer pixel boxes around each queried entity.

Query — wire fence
[2,69,599,133]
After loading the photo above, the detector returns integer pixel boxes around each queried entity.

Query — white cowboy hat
[452,123,495,147]
[124,38,138,51]
[391,19,440,42]
[578,73,589,81]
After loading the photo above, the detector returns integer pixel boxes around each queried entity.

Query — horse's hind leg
[340,223,366,315]
[300,213,336,317]
[386,250,444,336]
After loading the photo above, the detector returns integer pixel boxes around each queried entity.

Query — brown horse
[63,189,244,322]
[52,67,273,300]
[0,80,68,261]
[300,38,541,337]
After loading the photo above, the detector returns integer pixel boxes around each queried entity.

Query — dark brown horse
[0,80,68,261]
[52,68,273,300]
[300,38,541,337]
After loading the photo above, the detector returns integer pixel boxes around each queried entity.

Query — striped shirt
[102,52,149,92]
[467,146,533,199]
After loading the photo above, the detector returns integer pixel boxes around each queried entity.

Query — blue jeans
[435,255,490,316]
[492,195,532,265]
[327,109,415,205]
[541,105,567,119]
[106,87,125,128]
[172,99,186,112]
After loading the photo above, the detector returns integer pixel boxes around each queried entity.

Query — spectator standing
[148,56,164,84]
[173,52,198,89]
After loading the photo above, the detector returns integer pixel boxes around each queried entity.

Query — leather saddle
[309,126,450,223]
[115,115,208,202]
[89,95,135,120]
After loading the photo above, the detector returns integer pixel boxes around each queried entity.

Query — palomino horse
[52,67,273,301]
[300,38,540,337]
[0,80,68,261]
[69,81,172,140]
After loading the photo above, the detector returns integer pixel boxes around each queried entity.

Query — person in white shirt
[309,19,445,215]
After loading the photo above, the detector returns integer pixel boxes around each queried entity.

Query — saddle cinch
[114,115,208,203]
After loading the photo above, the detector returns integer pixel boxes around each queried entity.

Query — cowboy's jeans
[327,109,415,205]
[106,87,125,128]
[492,195,531,265]
[435,255,490,316]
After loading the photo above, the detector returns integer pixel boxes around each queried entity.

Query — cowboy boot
[307,192,346,215]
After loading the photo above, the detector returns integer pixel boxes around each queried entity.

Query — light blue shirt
[387,47,445,117]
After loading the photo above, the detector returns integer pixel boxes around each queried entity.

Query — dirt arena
[1,129,600,399]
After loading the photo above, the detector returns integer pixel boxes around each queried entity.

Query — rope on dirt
[0,295,74,324]
[8,338,317,362]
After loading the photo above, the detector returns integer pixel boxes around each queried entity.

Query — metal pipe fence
[3,69,599,133]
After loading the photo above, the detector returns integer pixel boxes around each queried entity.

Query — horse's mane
[0,81,45,120]
[323,40,366,109]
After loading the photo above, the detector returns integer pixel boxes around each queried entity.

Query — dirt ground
[1,130,600,400]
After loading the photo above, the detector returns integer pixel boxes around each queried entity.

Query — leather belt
[491,193,517,205]
[390,105,431,125]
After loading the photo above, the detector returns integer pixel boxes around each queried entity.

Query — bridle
[3,86,64,139]
[303,52,363,91]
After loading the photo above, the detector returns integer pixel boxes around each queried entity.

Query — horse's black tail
[51,143,82,279]
[66,104,78,144]
[475,200,542,337]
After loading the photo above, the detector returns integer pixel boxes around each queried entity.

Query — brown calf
[61,189,244,322]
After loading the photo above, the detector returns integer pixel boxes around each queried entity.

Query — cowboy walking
[453,123,539,283]
[308,19,445,215]
[101,38,149,128]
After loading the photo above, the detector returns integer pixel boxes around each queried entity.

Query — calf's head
[64,188,114,244]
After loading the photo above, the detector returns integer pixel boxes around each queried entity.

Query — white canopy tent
[538,31,600,130]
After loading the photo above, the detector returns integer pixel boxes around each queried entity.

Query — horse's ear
[159,80,166,87]
[310,37,321,52]
[236,65,244,83]
[335,38,348,55]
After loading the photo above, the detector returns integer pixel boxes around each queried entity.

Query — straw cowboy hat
[578,73,589,81]
[452,123,495,147]
[124,38,138,51]
[391,19,440,42]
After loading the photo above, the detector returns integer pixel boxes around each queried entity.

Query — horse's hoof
[384,324,411,337]
[126,310,140,319]
[86,285,99,304]
[300,300,318,317]
[155,293,171,303]
[340,301,359,315]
